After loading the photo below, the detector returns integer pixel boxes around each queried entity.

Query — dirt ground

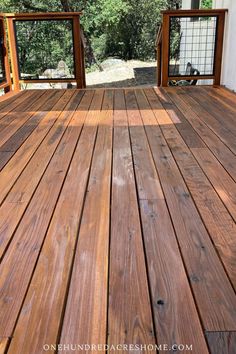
[86,59,157,88]
[19,59,157,90]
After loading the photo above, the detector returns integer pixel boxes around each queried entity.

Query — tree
[0,0,181,70]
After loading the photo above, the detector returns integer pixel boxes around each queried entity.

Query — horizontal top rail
[5,12,82,19]
[161,9,228,16]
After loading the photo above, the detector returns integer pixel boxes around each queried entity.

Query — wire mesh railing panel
[14,19,75,80]
[169,15,218,78]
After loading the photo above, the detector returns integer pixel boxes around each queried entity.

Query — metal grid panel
[169,15,218,77]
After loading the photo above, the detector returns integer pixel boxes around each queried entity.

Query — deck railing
[156,9,227,87]
[0,12,86,92]
[0,14,12,93]
[6,12,86,90]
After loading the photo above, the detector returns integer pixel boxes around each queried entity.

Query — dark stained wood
[0,90,64,171]
[141,89,236,331]
[60,90,112,350]
[129,89,208,352]
[0,90,81,260]
[125,89,164,200]
[0,16,11,93]
[6,17,20,91]
[191,147,236,223]
[108,89,156,351]
[214,12,225,85]
[143,88,236,290]
[181,87,236,149]
[0,87,236,354]
[0,90,87,336]
[161,13,169,87]
[206,332,236,354]
[0,90,46,147]
[161,87,236,180]
[0,90,73,207]
[6,91,102,353]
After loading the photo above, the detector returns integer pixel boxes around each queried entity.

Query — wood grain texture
[191,147,236,223]
[142,89,236,331]
[206,332,236,354]
[144,88,236,290]
[60,90,112,351]
[6,90,102,353]
[130,89,208,353]
[0,338,9,354]
[0,90,86,337]
[0,90,80,259]
[108,89,156,352]
[125,89,164,200]
[161,87,236,181]
[0,87,235,353]
[0,90,72,206]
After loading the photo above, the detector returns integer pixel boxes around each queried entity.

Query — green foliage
[0,0,182,73]
[15,20,74,76]
[201,0,213,9]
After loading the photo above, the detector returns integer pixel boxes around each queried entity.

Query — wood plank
[0,90,51,147]
[191,147,236,223]
[0,90,65,171]
[0,90,31,114]
[128,89,208,352]
[59,89,112,350]
[6,91,106,353]
[0,338,9,354]
[0,90,40,129]
[0,90,21,104]
[210,86,236,109]
[185,86,236,132]
[139,89,236,331]
[125,89,164,200]
[143,88,236,290]
[0,91,102,338]
[201,86,236,114]
[0,90,63,170]
[160,87,236,181]
[140,200,209,353]
[206,332,236,354]
[180,87,236,153]
[108,89,156,351]
[0,90,83,259]
[0,90,73,206]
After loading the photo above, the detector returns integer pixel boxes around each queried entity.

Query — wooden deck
[0,86,236,354]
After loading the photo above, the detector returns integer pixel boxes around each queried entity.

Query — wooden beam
[6,18,20,91]
[214,12,225,85]
[72,16,84,89]
[161,14,169,87]
[161,9,228,16]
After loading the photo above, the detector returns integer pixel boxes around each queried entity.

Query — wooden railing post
[214,12,225,86]
[73,16,85,89]
[161,14,170,87]
[0,15,12,93]
[157,43,161,87]
[6,17,20,91]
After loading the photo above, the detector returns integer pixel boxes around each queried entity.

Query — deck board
[0,86,236,354]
